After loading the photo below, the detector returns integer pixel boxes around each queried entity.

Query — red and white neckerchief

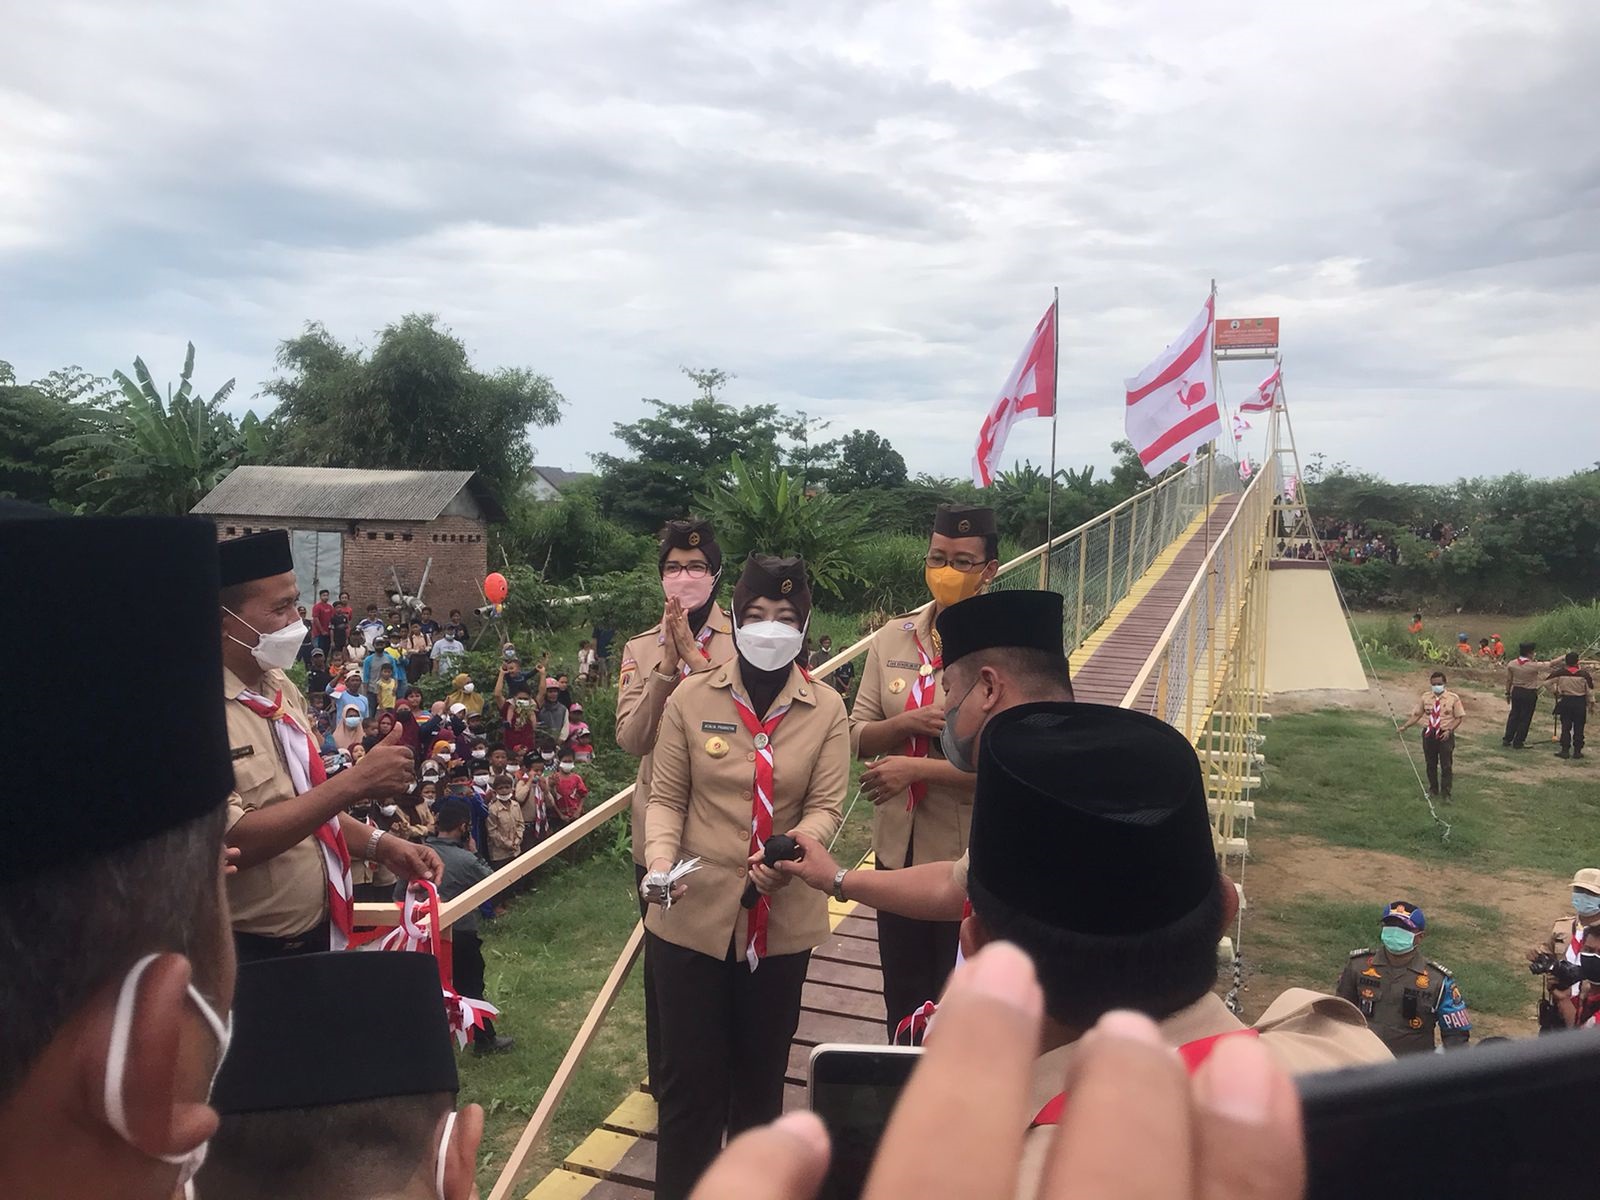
[235,688,353,950]
[351,882,500,1047]
[730,687,792,971]
[894,1000,938,1046]
[1030,1030,1260,1127]
[675,625,716,678]
[528,777,551,840]
[900,632,942,810]
[1425,695,1445,737]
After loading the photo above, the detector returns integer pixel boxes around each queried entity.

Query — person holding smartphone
[641,553,848,1200]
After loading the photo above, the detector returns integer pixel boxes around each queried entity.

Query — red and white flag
[1239,365,1280,413]
[1231,412,1251,442]
[1124,295,1221,474]
[972,302,1057,487]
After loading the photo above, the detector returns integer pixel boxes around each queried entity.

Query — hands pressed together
[689,942,1307,1200]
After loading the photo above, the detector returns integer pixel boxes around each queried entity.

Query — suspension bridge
[351,399,1356,1200]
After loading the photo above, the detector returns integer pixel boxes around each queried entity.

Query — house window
[243,526,253,534]
[368,532,377,541]
[402,533,413,542]
[384,532,394,541]
[226,527,236,535]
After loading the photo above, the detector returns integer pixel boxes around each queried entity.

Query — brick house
[192,466,507,619]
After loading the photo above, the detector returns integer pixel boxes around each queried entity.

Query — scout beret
[212,952,457,1114]
[0,515,232,879]
[967,703,1216,937]
[935,590,1064,669]
[731,553,812,623]
[658,518,723,575]
[933,504,996,541]
[217,529,294,588]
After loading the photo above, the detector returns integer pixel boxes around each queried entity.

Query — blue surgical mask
[1380,926,1417,954]
[1573,892,1600,918]
[1431,684,1445,695]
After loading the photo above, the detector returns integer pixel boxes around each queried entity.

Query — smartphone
[1299,1028,1600,1198]
[808,1044,923,1200]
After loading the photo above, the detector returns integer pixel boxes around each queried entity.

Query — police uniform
[614,517,737,1095]
[642,554,847,1200]
[1336,904,1471,1055]
[851,503,994,1035]
[956,702,1392,1200]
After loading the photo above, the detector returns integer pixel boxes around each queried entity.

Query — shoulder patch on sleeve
[1349,947,1373,958]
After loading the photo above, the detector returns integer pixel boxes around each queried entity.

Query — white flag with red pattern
[1239,365,1281,413]
[971,302,1058,487]
[1124,295,1221,474]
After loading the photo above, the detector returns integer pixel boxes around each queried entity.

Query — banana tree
[53,343,247,515]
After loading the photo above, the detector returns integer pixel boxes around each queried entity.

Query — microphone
[742,834,801,909]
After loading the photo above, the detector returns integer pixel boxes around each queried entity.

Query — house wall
[210,514,489,619]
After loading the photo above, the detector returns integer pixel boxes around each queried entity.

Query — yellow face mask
[925,564,986,609]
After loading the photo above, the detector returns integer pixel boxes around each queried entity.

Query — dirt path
[1237,835,1567,1038]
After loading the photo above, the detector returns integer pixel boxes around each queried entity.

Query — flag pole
[1040,285,1060,590]
[1203,278,1217,560]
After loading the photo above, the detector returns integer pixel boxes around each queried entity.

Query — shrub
[1522,602,1600,659]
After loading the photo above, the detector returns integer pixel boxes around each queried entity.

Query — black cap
[212,952,457,1115]
[218,529,294,588]
[967,703,1216,937]
[659,518,722,576]
[936,590,1064,669]
[0,516,232,879]
[731,553,812,623]
[933,504,996,541]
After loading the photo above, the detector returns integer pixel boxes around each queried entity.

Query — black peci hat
[218,529,294,588]
[935,590,1064,669]
[212,952,457,1115]
[933,504,996,541]
[0,515,233,879]
[658,518,723,576]
[966,703,1216,937]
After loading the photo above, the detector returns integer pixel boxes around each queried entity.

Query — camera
[1529,953,1600,989]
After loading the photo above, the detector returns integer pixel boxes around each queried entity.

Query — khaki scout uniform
[851,605,972,869]
[1016,990,1391,1199]
[1546,665,1595,756]
[643,661,848,958]
[1336,947,1471,1055]
[851,605,976,1033]
[616,605,736,866]
[1409,687,1465,797]
[1504,656,1553,747]
[224,665,329,940]
[1540,916,1596,1028]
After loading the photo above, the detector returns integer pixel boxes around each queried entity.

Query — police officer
[1337,901,1471,1054]
[1398,670,1466,799]
[615,517,737,1091]
[640,554,847,1200]
[1546,651,1595,759]
[957,702,1390,1199]
[850,503,997,1035]
[218,530,440,962]
[1531,867,1600,1029]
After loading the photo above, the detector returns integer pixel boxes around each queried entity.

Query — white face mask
[473,774,491,787]
[463,683,475,694]
[559,762,575,773]
[224,607,308,673]
[379,803,400,817]
[495,792,514,803]
[541,752,555,763]
[104,954,232,1198]
[471,748,487,760]
[734,611,808,673]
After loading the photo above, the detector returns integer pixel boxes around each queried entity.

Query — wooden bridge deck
[524,499,1240,1199]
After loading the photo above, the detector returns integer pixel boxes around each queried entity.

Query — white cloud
[1,0,1596,485]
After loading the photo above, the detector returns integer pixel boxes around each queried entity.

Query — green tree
[827,429,908,493]
[0,363,116,506]
[52,344,248,515]
[495,480,653,582]
[699,455,866,599]
[263,315,563,504]
[592,368,795,532]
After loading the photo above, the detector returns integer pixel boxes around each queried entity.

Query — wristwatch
[364,828,386,862]
[832,867,849,903]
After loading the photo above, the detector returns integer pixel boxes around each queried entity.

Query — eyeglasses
[925,552,987,573]
[662,562,712,579]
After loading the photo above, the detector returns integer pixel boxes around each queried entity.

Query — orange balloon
[484,572,509,604]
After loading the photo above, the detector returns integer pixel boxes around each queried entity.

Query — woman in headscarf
[640,553,848,1200]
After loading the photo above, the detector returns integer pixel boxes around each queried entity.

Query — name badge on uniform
[887,659,919,670]
[701,721,738,733]
[888,678,907,694]
[231,745,255,761]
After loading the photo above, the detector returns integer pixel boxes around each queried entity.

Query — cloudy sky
[3,0,1596,485]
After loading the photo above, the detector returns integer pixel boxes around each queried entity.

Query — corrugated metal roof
[192,466,481,521]
[533,465,591,490]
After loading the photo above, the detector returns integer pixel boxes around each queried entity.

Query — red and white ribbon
[730,688,791,971]
[894,1000,938,1047]
[901,634,942,810]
